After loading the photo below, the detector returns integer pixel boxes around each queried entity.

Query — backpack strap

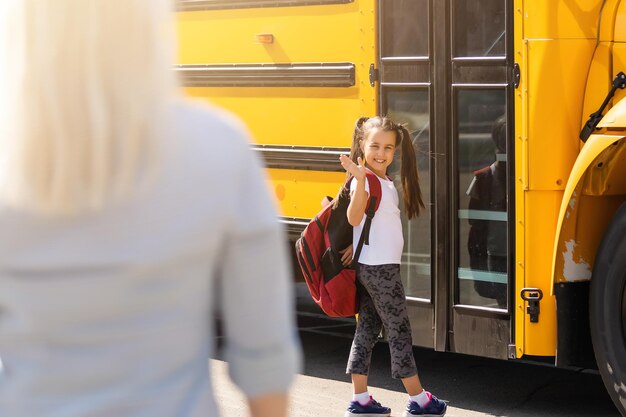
[352,171,383,265]
[361,170,382,245]
[364,170,382,215]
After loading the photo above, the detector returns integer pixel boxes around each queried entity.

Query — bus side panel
[176,2,377,213]
[526,39,595,191]
[520,38,594,357]
[579,43,612,139]
[550,133,626,366]
[268,168,346,219]
[553,135,626,288]
[184,86,369,148]
[513,0,526,360]
[613,43,626,105]
[523,190,560,356]
[176,1,377,148]
[177,3,364,64]
[524,1,601,40]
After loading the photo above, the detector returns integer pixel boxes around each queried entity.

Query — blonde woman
[0,1,301,417]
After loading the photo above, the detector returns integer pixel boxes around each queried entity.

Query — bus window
[453,0,506,57]
[381,0,429,58]
[384,88,432,300]
[456,88,507,309]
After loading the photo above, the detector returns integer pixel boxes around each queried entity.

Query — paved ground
[211,357,491,417]
[209,283,620,417]
[211,317,620,417]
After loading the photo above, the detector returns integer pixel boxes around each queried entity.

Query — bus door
[378,0,514,359]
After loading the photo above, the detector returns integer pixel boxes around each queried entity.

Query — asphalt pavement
[209,284,621,417]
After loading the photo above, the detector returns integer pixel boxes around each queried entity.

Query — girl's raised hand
[339,155,366,181]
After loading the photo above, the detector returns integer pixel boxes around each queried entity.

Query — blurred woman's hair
[0,0,178,215]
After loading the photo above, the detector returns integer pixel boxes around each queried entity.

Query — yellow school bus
[176,1,626,414]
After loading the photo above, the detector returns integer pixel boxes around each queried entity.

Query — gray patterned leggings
[346,263,417,379]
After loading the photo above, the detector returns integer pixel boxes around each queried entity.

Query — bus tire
[590,202,626,416]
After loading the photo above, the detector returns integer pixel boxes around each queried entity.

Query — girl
[339,117,446,417]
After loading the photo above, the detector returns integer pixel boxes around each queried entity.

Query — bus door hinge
[513,63,520,89]
[508,344,517,359]
[520,288,543,323]
[579,71,626,142]
[369,64,378,87]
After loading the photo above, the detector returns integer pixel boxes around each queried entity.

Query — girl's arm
[339,155,368,226]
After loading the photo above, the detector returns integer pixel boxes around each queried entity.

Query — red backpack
[295,171,382,317]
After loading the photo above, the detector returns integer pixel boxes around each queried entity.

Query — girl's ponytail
[397,125,425,219]
[349,117,369,165]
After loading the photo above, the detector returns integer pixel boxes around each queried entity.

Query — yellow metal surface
[523,191,561,356]
[551,134,626,290]
[599,0,620,42]
[580,43,612,135]
[598,92,626,129]
[176,1,377,146]
[526,39,595,191]
[176,1,377,148]
[521,36,594,355]
[178,3,365,64]
[615,0,626,42]
[268,168,346,219]
[514,0,527,358]
[515,0,609,358]
[523,1,601,40]
[184,86,370,147]
[613,45,626,105]
[582,137,626,195]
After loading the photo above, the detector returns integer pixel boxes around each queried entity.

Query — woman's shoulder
[172,97,252,151]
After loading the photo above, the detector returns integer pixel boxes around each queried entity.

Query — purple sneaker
[403,392,447,417]
[345,396,391,417]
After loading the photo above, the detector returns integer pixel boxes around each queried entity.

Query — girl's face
[360,128,397,178]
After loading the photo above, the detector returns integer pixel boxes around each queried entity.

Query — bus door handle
[520,288,543,323]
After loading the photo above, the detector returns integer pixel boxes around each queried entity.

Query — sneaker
[345,396,391,417]
[402,392,447,417]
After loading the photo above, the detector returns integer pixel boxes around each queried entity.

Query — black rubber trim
[177,62,355,88]
[590,201,626,416]
[281,217,309,241]
[253,145,349,171]
[554,281,594,368]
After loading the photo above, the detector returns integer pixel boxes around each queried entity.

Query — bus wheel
[591,202,626,416]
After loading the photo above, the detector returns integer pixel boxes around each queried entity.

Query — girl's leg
[346,278,383,391]
[346,286,392,417]
[358,264,418,383]
[351,373,369,394]
[401,374,424,396]
[355,268,447,416]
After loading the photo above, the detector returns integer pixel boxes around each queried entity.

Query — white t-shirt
[0,99,301,417]
[350,175,404,265]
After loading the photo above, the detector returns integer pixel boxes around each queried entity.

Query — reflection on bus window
[456,89,508,309]
[453,0,506,57]
[465,115,507,307]
[385,88,431,300]
[381,0,429,57]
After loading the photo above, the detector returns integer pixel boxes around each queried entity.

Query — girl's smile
[360,129,397,178]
